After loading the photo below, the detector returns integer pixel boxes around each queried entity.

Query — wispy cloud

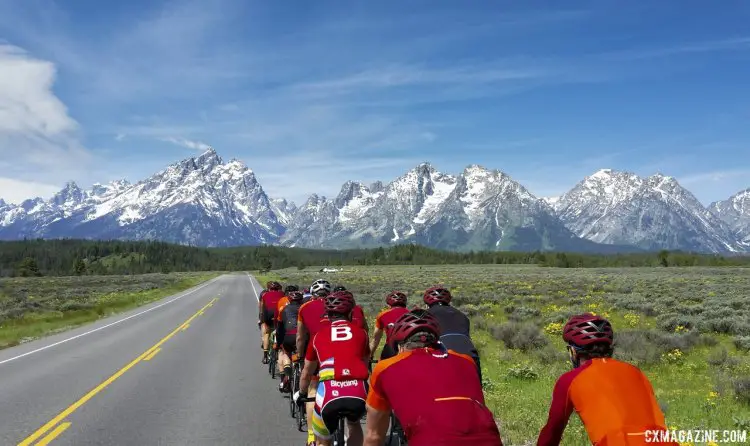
[0,43,91,202]
[159,136,211,151]
[602,37,750,61]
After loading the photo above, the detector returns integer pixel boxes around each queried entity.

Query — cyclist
[424,285,482,381]
[277,284,299,323]
[296,279,333,446]
[294,290,370,446]
[537,313,677,446]
[302,287,313,303]
[364,309,502,445]
[333,285,347,292]
[275,290,304,393]
[369,291,409,360]
[258,281,284,364]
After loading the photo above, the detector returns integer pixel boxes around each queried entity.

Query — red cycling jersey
[537,358,677,446]
[298,298,327,340]
[367,348,502,446]
[261,290,284,313]
[375,306,410,344]
[305,319,370,381]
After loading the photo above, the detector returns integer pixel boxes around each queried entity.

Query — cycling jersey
[537,358,676,446]
[375,306,410,344]
[352,305,368,332]
[276,296,290,322]
[367,348,502,446]
[276,301,302,353]
[305,319,370,381]
[298,298,328,340]
[261,290,284,324]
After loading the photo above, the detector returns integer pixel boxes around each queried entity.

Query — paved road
[0,273,306,445]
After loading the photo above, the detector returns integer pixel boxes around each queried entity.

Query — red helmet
[386,291,407,307]
[390,309,441,345]
[563,313,613,347]
[423,286,451,305]
[324,290,355,315]
[269,281,282,291]
[288,291,304,302]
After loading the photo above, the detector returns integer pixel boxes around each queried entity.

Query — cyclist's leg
[344,400,365,446]
[261,322,271,363]
[312,380,333,446]
[306,376,319,445]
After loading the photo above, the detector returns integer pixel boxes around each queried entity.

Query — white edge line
[0,276,222,366]
[246,272,260,302]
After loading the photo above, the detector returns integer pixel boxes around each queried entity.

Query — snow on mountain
[0,148,287,246]
[1,148,748,252]
[709,188,750,247]
[552,169,741,252]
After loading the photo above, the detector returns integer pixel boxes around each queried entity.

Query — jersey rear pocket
[430,397,499,437]
[333,357,369,381]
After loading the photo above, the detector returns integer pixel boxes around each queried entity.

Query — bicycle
[388,413,407,445]
[296,395,314,433]
[296,396,358,446]
[289,357,302,418]
[268,332,278,378]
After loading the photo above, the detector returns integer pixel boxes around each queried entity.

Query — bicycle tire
[333,416,345,445]
[289,364,298,418]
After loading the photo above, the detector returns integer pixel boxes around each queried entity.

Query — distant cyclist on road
[294,290,370,446]
[369,291,409,360]
[423,286,482,381]
[364,309,502,445]
[537,313,678,446]
[258,281,284,364]
[275,290,303,393]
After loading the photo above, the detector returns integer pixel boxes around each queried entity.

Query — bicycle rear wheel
[333,416,345,446]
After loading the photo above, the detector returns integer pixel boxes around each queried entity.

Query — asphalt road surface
[0,273,307,445]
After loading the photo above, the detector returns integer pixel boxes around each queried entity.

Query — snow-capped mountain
[0,148,286,246]
[1,148,748,252]
[709,188,750,248]
[280,163,633,252]
[551,169,742,253]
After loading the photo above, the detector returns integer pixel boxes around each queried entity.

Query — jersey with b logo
[306,319,370,381]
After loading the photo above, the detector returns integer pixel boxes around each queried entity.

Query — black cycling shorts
[281,335,296,355]
[321,397,366,435]
[262,309,275,326]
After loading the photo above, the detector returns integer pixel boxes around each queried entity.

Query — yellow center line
[17,297,218,446]
[35,422,71,446]
[143,348,161,361]
[181,323,190,331]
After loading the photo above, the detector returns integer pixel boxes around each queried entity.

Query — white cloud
[0,177,61,204]
[0,44,91,200]
[115,133,126,141]
[160,136,211,151]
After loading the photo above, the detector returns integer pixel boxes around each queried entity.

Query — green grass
[265,264,750,446]
[0,272,220,349]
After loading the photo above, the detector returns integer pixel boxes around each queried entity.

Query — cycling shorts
[281,335,296,355]
[312,379,367,440]
[261,309,275,326]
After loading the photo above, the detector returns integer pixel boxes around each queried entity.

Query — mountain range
[1,148,748,254]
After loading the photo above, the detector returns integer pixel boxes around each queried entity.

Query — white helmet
[310,279,332,295]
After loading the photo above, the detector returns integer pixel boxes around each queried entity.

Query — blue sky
[0,0,749,206]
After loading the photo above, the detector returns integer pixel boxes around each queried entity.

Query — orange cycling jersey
[276,296,290,322]
[537,358,677,446]
[375,306,409,344]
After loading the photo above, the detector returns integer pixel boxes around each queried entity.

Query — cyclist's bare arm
[369,327,383,357]
[299,358,318,394]
[296,322,308,357]
[363,405,389,446]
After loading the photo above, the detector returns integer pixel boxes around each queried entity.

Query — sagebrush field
[265,265,750,445]
[0,272,219,349]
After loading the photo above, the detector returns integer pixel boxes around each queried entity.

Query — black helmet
[284,284,299,293]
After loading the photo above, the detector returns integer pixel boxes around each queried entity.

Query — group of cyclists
[257,277,679,446]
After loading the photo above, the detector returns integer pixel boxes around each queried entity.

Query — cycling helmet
[303,287,310,293]
[390,309,441,345]
[423,286,451,305]
[324,290,355,315]
[288,291,304,302]
[386,291,407,307]
[310,279,332,296]
[563,313,613,347]
[269,281,282,291]
[333,285,347,292]
[284,284,299,293]
[265,281,273,289]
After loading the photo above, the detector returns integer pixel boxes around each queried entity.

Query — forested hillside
[0,239,748,277]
